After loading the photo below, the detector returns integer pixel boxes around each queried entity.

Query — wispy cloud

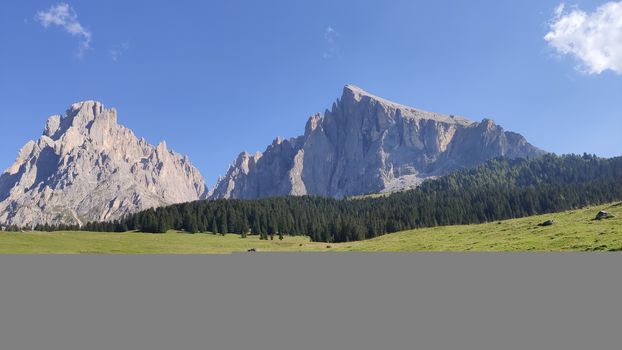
[109,42,130,62]
[323,26,342,59]
[545,2,622,74]
[35,3,92,57]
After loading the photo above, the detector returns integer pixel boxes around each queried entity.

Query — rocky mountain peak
[69,100,105,115]
[304,113,323,134]
[342,84,397,104]
[210,85,545,199]
[65,100,114,129]
[43,100,119,142]
[479,118,496,128]
[0,101,208,227]
[337,84,474,127]
[156,141,168,155]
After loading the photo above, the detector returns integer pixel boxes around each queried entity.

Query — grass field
[341,202,622,252]
[0,202,620,253]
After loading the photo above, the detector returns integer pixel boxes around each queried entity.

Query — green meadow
[341,202,622,252]
[1,202,620,254]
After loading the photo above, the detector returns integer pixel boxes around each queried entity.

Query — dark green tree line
[40,154,622,242]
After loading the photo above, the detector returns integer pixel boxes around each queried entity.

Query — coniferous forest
[39,154,622,243]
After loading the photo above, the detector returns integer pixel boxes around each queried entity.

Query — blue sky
[1,0,621,185]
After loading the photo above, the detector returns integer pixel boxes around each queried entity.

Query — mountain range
[0,86,544,226]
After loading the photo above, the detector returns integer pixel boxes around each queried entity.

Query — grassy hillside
[0,202,620,253]
[342,202,622,252]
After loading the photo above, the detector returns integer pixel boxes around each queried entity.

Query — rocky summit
[0,101,208,227]
[209,85,545,199]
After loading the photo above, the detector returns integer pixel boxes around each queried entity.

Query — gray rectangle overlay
[1,254,620,350]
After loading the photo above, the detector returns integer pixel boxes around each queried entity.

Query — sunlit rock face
[210,85,544,199]
[0,101,208,227]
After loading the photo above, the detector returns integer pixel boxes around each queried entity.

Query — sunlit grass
[340,202,622,252]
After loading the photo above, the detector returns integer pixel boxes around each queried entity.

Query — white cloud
[545,2,622,74]
[323,26,342,59]
[35,3,92,56]
[109,42,130,62]
[324,26,339,44]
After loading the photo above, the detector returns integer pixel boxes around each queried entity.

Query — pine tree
[211,218,219,235]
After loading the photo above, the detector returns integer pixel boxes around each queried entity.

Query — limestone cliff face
[210,85,544,199]
[0,101,208,227]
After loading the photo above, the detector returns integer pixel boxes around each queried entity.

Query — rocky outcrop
[595,210,614,220]
[210,85,545,199]
[0,101,208,227]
